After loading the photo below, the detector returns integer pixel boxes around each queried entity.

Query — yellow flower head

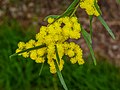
[80,0,100,16]
[16,16,84,74]
[48,18,54,24]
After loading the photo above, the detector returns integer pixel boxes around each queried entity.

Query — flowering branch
[10,0,116,90]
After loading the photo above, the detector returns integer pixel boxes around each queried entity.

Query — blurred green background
[0,0,120,90]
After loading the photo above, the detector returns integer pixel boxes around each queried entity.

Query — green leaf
[61,0,79,17]
[9,44,46,59]
[94,0,102,15]
[44,0,79,21]
[89,15,93,38]
[70,3,80,17]
[39,63,44,76]
[81,28,92,44]
[81,26,97,65]
[55,45,60,64]
[44,15,60,21]
[98,16,115,39]
[55,45,68,90]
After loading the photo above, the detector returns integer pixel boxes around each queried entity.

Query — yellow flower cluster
[16,17,84,74]
[80,0,100,16]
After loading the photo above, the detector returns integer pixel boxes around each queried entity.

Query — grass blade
[98,16,115,39]
[81,26,97,65]
[55,45,68,90]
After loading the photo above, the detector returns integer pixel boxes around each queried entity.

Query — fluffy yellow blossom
[67,49,75,57]
[37,47,46,57]
[58,59,64,71]
[30,50,37,60]
[56,44,64,59]
[50,63,56,73]
[48,18,54,24]
[70,58,77,64]
[25,39,35,49]
[16,49,21,53]
[16,49,22,55]
[78,58,85,65]
[35,57,45,63]
[70,17,77,22]
[22,52,29,58]
[49,59,64,73]
[80,0,100,16]
[16,16,84,74]
[17,42,25,49]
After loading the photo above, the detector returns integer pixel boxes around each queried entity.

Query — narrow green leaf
[94,0,102,15]
[81,26,97,65]
[44,15,60,21]
[55,45,68,90]
[70,3,80,17]
[44,0,79,21]
[61,0,79,17]
[98,16,115,39]
[9,44,46,59]
[89,15,93,38]
[39,63,44,76]
[82,28,92,44]
[55,45,60,64]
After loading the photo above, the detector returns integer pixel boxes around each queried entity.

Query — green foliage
[98,16,115,39]
[116,0,120,4]
[55,46,68,90]
[81,27,96,65]
[0,20,120,90]
[44,0,79,21]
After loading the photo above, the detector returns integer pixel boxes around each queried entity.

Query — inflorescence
[16,17,84,74]
[80,0,100,16]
